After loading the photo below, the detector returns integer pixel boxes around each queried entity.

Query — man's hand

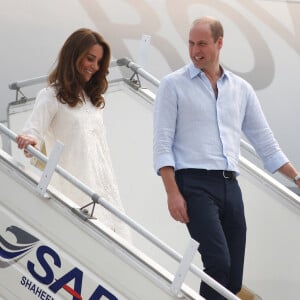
[160,166,189,223]
[167,190,189,223]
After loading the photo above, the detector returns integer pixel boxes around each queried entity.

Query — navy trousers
[175,169,247,300]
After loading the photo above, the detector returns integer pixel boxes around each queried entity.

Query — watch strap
[293,174,300,183]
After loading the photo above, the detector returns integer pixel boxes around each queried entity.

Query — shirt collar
[188,63,228,80]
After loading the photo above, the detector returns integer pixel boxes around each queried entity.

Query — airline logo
[0,225,39,261]
[0,225,118,300]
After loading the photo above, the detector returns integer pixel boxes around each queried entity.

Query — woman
[16,28,131,241]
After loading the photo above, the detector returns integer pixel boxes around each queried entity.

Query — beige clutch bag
[30,142,46,170]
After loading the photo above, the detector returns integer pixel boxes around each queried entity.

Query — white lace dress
[22,86,131,241]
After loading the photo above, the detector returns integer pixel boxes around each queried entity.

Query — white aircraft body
[1,1,300,299]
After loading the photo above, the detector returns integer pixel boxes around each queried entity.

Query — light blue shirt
[153,63,288,175]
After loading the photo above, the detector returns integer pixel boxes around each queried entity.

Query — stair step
[237,286,262,300]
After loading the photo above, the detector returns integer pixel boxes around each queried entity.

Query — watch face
[294,175,300,183]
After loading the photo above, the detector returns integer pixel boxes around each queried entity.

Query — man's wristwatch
[293,174,300,184]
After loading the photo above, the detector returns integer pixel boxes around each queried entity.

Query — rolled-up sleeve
[153,77,177,175]
[242,86,289,173]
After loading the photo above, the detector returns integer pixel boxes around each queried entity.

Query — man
[153,16,300,299]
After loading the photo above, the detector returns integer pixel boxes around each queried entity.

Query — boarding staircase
[1,58,300,299]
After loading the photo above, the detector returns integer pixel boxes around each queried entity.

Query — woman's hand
[16,135,38,158]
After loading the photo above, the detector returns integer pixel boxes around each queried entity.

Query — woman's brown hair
[48,28,111,108]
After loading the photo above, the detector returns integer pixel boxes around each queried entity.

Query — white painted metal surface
[2,62,300,299]
[0,148,203,300]
[37,141,64,196]
[171,239,199,296]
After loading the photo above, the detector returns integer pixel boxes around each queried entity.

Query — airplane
[1,1,300,299]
